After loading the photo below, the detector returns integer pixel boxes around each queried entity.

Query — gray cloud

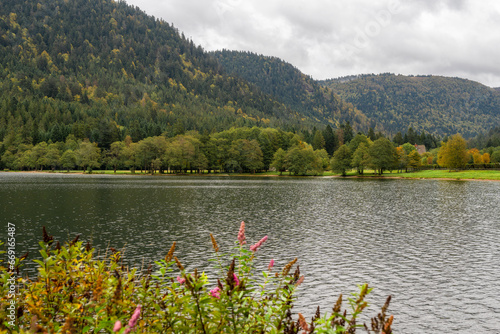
[125,0,500,87]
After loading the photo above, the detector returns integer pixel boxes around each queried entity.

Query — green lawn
[394,169,500,180]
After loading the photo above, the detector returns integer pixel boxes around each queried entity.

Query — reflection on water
[1,173,499,333]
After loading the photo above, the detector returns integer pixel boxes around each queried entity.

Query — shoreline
[2,170,500,182]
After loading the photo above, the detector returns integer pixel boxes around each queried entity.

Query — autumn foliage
[0,224,394,333]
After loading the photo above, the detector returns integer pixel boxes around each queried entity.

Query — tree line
[3,125,499,175]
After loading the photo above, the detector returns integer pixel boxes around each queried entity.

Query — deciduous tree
[76,140,101,173]
[437,134,468,170]
[408,150,421,171]
[271,148,287,175]
[330,144,352,176]
[60,149,76,171]
[369,137,397,175]
[352,143,370,175]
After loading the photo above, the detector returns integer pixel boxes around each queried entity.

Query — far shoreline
[2,169,500,182]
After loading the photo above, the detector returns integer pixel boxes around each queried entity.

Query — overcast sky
[123,0,500,87]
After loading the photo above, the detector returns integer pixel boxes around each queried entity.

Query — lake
[1,173,499,333]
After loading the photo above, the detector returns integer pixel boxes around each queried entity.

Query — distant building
[414,144,426,155]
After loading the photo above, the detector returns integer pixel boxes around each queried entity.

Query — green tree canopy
[351,142,370,175]
[408,150,421,170]
[330,144,352,176]
[437,134,468,170]
[285,143,319,176]
[76,140,101,172]
[369,137,397,175]
[271,148,287,175]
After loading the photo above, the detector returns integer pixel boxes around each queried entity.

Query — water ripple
[1,173,499,333]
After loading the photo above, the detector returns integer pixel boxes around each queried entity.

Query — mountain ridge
[212,50,372,132]
[1,0,499,149]
[319,73,500,138]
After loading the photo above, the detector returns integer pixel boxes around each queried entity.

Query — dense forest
[320,73,500,138]
[469,126,500,149]
[0,0,324,157]
[212,50,371,132]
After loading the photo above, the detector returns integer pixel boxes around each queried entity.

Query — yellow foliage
[473,152,483,164]
[168,78,177,87]
[179,53,192,68]
[9,13,20,30]
[224,105,236,113]
[437,134,468,170]
[109,17,118,29]
[41,50,51,61]
[60,53,70,61]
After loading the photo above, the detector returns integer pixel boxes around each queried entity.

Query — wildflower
[237,221,246,245]
[124,305,141,333]
[298,313,309,332]
[210,287,221,299]
[250,235,268,252]
[165,242,176,262]
[210,233,219,252]
[383,315,394,334]
[296,275,305,286]
[174,256,184,271]
[268,259,275,271]
[233,273,240,286]
[113,320,122,332]
[282,258,297,276]
[176,276,186,284]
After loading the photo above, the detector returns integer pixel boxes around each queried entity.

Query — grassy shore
[242,169,500,180]
[392,169,500,181]
[3,168,500,181]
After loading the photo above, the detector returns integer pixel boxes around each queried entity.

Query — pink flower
[176,276,186,284]
[233,273,240,286]
[113,320,122,332]
[210,287,221,299]
[237,221,246,245]
[124,305,141,333]
[250,236,268,252]
[268,259,275,271]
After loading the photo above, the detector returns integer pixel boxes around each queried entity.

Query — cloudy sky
[123,0,500,87]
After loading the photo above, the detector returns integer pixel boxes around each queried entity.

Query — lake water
[1,173,499,333]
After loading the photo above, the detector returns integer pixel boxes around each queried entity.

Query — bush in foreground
[0,223,393,333]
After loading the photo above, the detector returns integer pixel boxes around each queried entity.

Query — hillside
[320,74,500,138]
[212,50,371,132]
[0,0,318,151]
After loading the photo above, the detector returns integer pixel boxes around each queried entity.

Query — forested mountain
[320,74,500,138]
[1,0,499,158]
[212,50,371,132]
[0,0,321,152]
